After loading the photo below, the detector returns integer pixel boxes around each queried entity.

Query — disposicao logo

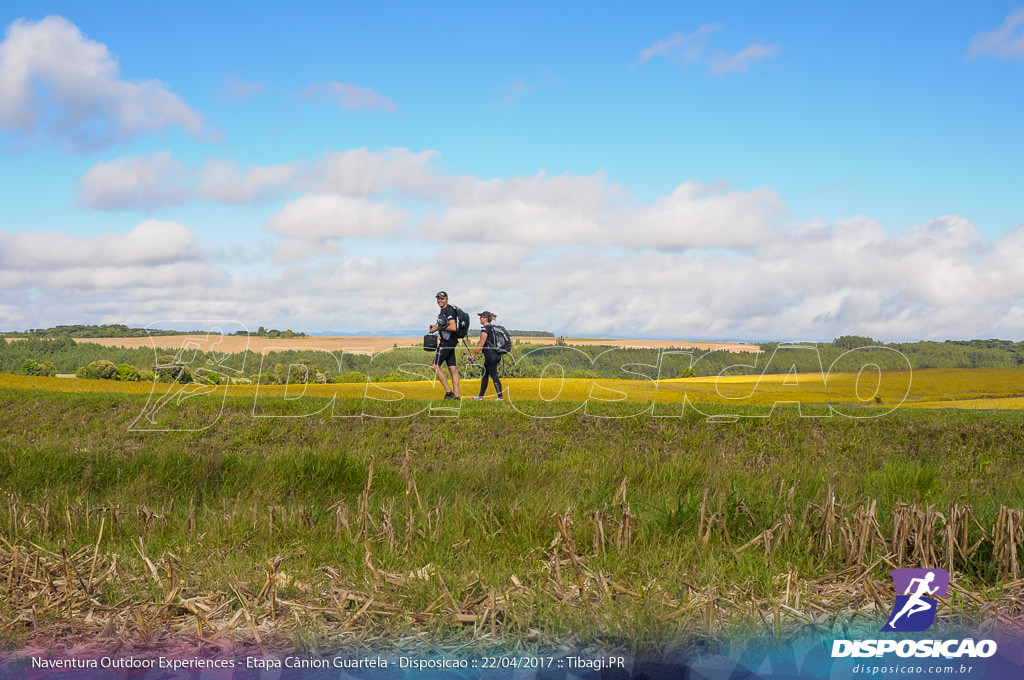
[831,567,998,659]
[881,568,949,632]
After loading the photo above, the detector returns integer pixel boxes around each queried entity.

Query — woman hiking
[469,311,504,401]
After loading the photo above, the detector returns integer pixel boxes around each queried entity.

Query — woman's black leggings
[479,350,503,397]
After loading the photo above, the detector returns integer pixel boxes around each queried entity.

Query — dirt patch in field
[69,336,761,355]
[71,335,423,355]
[524,337,760,352]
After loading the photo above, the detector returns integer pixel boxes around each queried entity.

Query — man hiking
[429,291,461,400]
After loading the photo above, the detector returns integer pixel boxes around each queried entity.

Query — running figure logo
[881,568,950,632]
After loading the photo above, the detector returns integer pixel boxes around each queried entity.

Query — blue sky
[1,3,1022,340]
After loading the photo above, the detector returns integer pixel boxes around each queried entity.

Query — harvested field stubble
[68,335,761,355]
[1,389,1023,652]
[2,485,1023,653]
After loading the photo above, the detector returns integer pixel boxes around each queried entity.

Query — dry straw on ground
[2,475,1022,654]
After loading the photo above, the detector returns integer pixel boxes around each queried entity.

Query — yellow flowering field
[2,367,1022,408]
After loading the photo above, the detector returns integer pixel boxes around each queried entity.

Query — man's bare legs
[432,364,460,398]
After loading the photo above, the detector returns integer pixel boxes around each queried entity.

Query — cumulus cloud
[634,25,779,75]
[76,147,436,210]
[266,194,413,240]
[0,15,204,150]
[310,148,441,196]
[980,224,1024,297]
[300,82,397,112]
[418,170,624,245]
[76,153,304,208]
[488,216,1024,340]
[196,159,303,204]
[417,172,781,249]
[434,243,537,271]
[76,151,187,209]
[221,72,265,102]
[626,180,784,248]
[7,213,1024,339]
[20,146,1024,340]
[18,262,222,291]
[0,219,201,270]
[271,238,345,264]
[968,7,1024,60]
[415,213,1023,340]
[710,43,783,75]
[492,71,561,108]
[494,79,533,107]
[94,149,780,251]
[633,24,722,68]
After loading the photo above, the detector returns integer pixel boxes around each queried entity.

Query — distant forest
[2,333,1023,383]
[2,324,550,340]
[2,324,307,339]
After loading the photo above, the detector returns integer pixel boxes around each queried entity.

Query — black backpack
[490,324,511,353]
[450,306,470,339]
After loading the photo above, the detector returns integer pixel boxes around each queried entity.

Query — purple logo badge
[881,568,950,632]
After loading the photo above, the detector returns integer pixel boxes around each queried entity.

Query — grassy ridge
[1,388,1022,650]
[3,388,1023,507]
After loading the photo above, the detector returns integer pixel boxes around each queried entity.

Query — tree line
[3,334,1024,385]
[1,324,307,339]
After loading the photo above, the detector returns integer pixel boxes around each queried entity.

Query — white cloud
[71,151,767,255]
[149,150,781,251]
[418,170,624,245]
[272,238,345,264]
[266,194,412,240]
[6,212,1024,340]
[418,172,781,250]
[980,224,1024,298]
[490,217,1024,340]
[419,168,626,244]
[634,25,780,75]
[710,43,783,75]
[968,7,1024,60]
[0,219,201,270]
[493,71,561,108]
[76,153,304,208]
[18,145,1024,340]
[27,262,223,291]
[494,79,533,107]
[633,24,722,68]
[196,159,303,204]
[300,81,397,112]
[435,243,537,270]
[626,180,784,248]
[76,147,436,210]
[311,148,441,196]
[76,151,187,209]
[0,15,204,150]
[221,72,265,102]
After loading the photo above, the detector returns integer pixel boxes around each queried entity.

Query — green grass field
[1,380,1023,654]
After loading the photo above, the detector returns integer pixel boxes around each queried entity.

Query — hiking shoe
[443,392,455,400]
[496,396,505,401]
[473,396,484,401]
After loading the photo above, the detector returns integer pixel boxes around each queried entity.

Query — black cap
[435,291,448,299]
[478,311,493,317]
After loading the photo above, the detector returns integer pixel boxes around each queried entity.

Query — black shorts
[433,346,457,367]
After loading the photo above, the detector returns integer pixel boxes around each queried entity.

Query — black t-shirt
[481,323,495,349]
[437,305,458,347]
